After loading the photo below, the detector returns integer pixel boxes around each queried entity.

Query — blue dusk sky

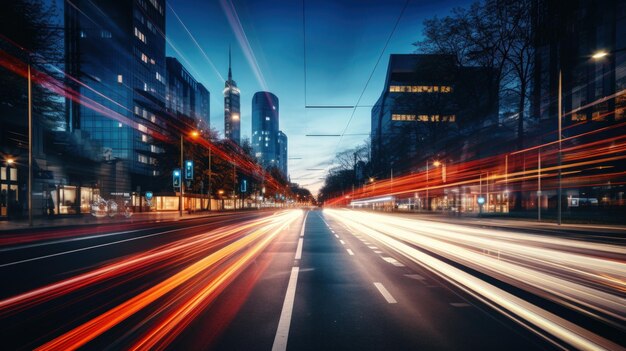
[165,0,472,194]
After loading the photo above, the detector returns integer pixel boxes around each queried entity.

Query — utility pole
[208,147,212,211]
[179,134,183,217]
[557,69,563,225]
[28,59,33,227]
[538,149,542,222]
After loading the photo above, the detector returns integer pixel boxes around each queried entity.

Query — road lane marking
[295,238,304,260]
[272,267,300,351]
[373,282,397,304]
[340,240,345,245]
[382,257,405,267]
[334,234,339,238]
[404,274,425,280]
[367,246,377,249]
[374,250,383,254]
[346,249,354,255]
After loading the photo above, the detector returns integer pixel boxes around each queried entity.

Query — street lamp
[426,159,441,211]
[591,50,608,60]
[179,130,199,217]
[6,158,14,165]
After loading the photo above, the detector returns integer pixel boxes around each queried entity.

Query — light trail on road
[0,210,302,350]
[324,209,625,350]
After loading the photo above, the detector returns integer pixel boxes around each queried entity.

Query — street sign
[240,179,247,193]
[477,196,485,205]
[173,169,181,188]
[145,191,153,206]
[185,160,193,180]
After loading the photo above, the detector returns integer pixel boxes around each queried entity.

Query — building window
[117,75,123,83]
[141,53,148,63]
[389,85,453,93]
[155,72,164,83]
[101,30,112,38]
[138,124,148,133]
[138,154,148,164]
[141,134,148,142]
[392,113,455,122]
[134,27,146,43]
[80,31,86,38]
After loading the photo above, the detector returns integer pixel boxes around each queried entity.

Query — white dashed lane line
[373,282,397,304]
[346,249,354,256]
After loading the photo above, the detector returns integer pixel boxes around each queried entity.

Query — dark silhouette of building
[224,48,240,144]
[371,54,499,177]
[531,0,625,138]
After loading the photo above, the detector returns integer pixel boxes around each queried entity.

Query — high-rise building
[371,54,498,177]
[224,48,240,144]
[65,0,168,189]
[251,91,279,169]
[165,57,210,130]
[277,131,288,177]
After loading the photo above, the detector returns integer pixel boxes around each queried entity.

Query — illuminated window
[138,124,148,133]
[101,30,112,38]
[138,154,148,164]
[117,75,123,83]
[141,53,148,63]
[141,134,148,142]
[389,85,453,93]
[134,27,146,43]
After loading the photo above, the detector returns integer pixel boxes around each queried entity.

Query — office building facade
[65,0,169,187]
[224,49,240,144]
[532,0,626,132]
[277,131,288,177]
[165,57,210,130]
[371,54,498,177]
[251,91,280,169]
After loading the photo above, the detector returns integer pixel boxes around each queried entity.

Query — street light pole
[28,60,33,227]
[426,161,429,211]
[538,149,542,222]
[208,147,212,211]
[557,69,562,225]
[179,133,184,217]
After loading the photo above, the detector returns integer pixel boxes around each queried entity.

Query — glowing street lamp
[6,158,15,165]
[591,50,608,60]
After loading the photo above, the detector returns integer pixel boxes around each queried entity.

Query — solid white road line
[272,267,300,351]
[373,282,397,304]
[346,249,354,255]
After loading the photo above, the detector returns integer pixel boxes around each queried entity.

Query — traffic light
[185,160,193,180]
[173,169,181,188]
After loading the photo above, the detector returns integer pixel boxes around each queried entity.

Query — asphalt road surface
[0,209,623,350]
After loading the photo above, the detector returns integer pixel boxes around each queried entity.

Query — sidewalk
[0,210,247,233]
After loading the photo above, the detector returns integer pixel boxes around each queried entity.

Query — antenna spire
[228,45,232,80]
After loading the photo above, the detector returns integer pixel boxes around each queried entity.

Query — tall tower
[251,91,279,169]
[224,47,240,144]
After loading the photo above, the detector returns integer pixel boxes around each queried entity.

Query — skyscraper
[165,57,210,130]
[224,48,240,144]
[251,91,279,169]
[65,0,168,186]
[277,131,288,177]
